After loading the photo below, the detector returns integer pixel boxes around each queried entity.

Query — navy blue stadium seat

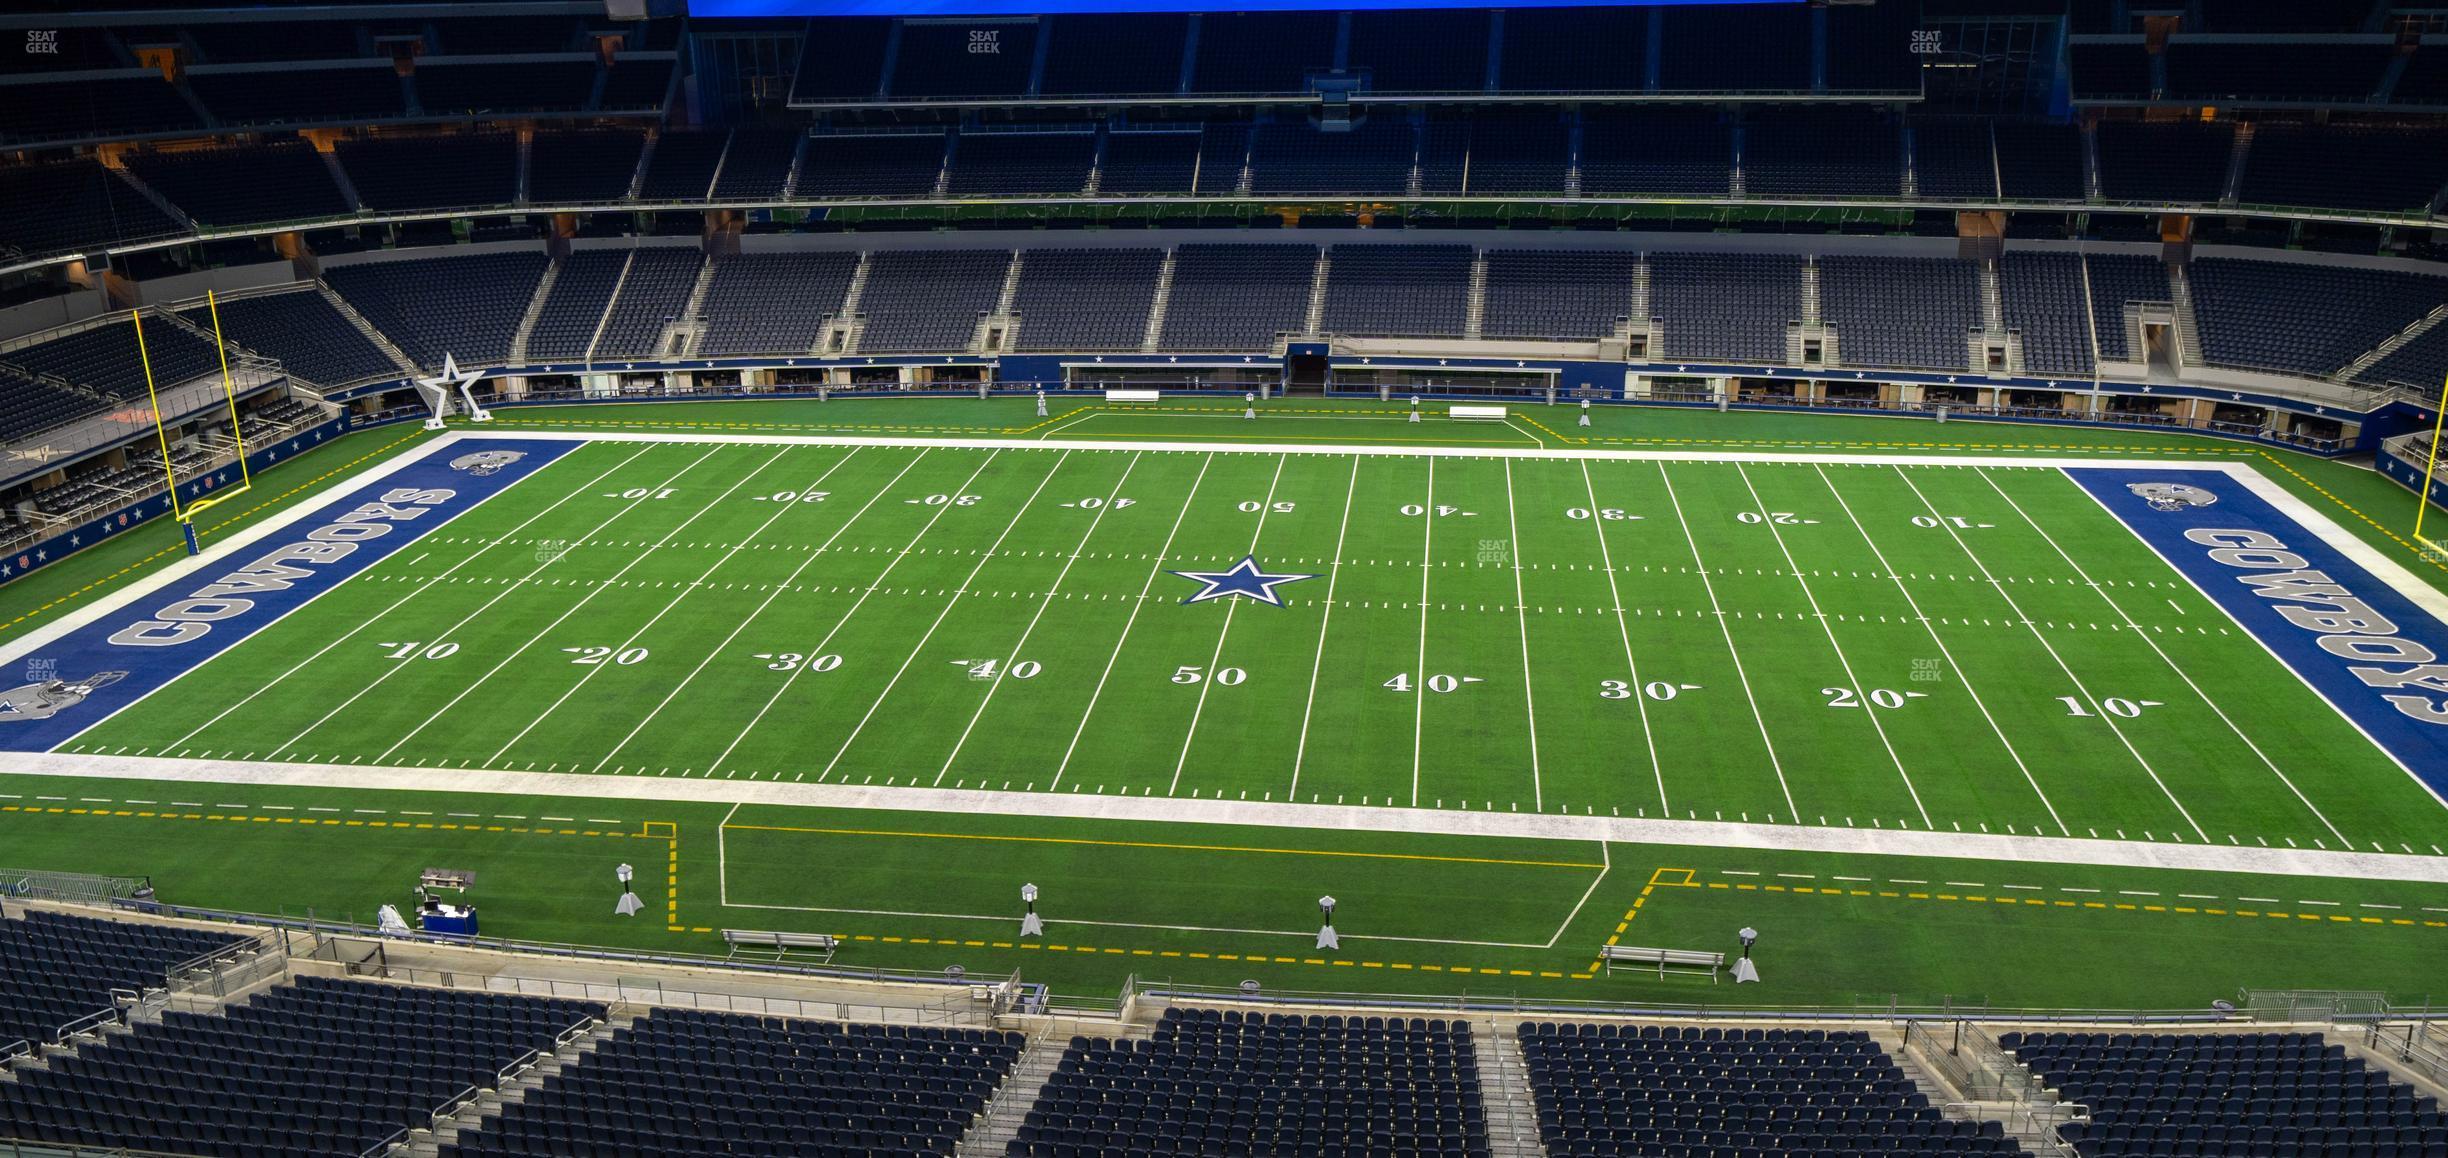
[443,1009,1021,1158]
[1011,1008,1490,1158]
[1520,1022,2031,1158]
[2001,1030,2447,1158]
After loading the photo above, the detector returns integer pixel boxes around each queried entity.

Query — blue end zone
[2067,467,2448,801]
[0,438,576,754]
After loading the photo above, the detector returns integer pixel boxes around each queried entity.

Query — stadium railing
[1119,975,2238,1025]
[115,897,1035,1020]
[2365,1019,2448,1091]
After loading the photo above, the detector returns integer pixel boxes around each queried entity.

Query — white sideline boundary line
[15,749,2448,885]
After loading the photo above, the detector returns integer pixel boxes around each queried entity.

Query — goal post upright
[2417,372,2448,560]
[130,310,193,552]
[204,289,254,497]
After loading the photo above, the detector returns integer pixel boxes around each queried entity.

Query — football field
[5,418,2448,1005]
[24,431,2448,854]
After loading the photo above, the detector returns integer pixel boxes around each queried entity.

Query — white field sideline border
[11,749,2448,886]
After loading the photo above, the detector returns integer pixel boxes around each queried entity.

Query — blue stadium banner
[694,0,1788,15]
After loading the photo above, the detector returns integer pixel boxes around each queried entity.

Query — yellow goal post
[2415,373,2448,565]
[133,290,253,556]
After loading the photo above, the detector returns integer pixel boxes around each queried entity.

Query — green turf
[5,774,2445,1010]
[61,439,2440,852]
[6,399,2448,1012]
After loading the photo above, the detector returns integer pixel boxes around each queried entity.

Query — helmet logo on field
[2128,482,2217,512]
[449,450,525,477]
[0,670,127,722]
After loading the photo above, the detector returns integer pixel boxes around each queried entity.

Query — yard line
[934,452,1146,783]
[1410,458,1436,808]
[1731,463,1932,829]
[1541,839,1611,948]
[1815,464,2067,835]
[488,448,833,761]
[1575,461,1666,815]
[705,449,1006,777]
[1288,456,1363,797]
[591,448,919,775]
[261,445,726,760]
[163,443,656,750]
[1890,466,2204,841]
[1052,454,1216,790]
[374,447,787,765]
[1654,464,1800,823]
[816,450,1073,780]
[1168,455,1291,795]
[1501,461,1544,811]
[1984,468,2349,848]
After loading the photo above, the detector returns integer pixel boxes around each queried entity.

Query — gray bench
[721,929,838,963]
[1600,944,1725,981]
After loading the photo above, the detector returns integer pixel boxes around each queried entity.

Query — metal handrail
[46,1003,122,1046]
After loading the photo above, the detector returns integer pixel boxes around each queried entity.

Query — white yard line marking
[1036,412,1102,439]
[935,452,1145,783]
[704,448,989,777]
[1732,462,1931,828]
[1818,464,2066,835]
[1654,463,1800,824]
[1996,468,2350,848]
[1051,453,1214,790]
[373,447,778,765]
[716,800,742,905]
[1502,460,1544,811]
[1168,454,1290,795]
[818,450,1072,780]
[1578,460,1668,816]
[27,747,2448,886]
[1542,841,1610,949]
[715,895,1555,948]
[1892,466,2202,840]
[488,447,814,762]
[156,444,657,751]
[267,445,728,762]
[1287,456,1362,798]
[584,449,883,774]
[1410,458,1436,808]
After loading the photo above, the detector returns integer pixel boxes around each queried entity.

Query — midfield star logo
[1168,555,1317,608]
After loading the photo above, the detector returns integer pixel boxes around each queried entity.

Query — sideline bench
[1448,404,1508,421]
[1103,389,1162,402]
[1600,944,1725,981]
[722,929,838,963]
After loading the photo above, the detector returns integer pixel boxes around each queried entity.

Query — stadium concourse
[10,0,2448,1154]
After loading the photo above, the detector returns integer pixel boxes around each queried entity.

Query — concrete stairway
[1473,1021,1551,1158]
[401,1009,637,1158]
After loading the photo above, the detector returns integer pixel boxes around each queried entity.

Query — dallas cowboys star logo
[1169,555,1317,608]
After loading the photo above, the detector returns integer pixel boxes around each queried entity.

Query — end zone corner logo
[2128,482,2218,512]
[450,450,525,476]
[0,671,126,722]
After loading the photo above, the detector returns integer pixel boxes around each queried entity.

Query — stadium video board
[694,0,1791,16]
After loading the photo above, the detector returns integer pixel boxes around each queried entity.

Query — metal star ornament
[415,352,484,400]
